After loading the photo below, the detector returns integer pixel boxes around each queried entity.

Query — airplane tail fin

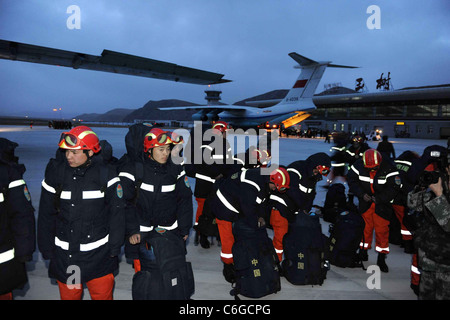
[278,52,357,105]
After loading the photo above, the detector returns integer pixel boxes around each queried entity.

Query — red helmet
[260,149,271,167]
[250,148,262,163]
[363,149,382,169]
[58,125,101,153]
[212,121,230,134]
[143,128,173,152]
[270,167,290,192]
[316,165,331,176]
[352,135,363,143]
[170,132,184,145]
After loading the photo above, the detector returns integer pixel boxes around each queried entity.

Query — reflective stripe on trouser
[194,197,206,225]
[392,204,413,240]
[57,273,115,300]
[270,209,288,262]
[359,203,390,254]
[216,218,234,264]
[411,253,420,286]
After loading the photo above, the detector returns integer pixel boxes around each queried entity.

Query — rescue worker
[345,135,371,168]
[0,138,35,300]
[329,131,349,181]
[188,121,233,248]
[209,166,290,282]
[38,126,125,300]
[270,152,331,261]
[392,150,420,253]
[347,149,401,273]
[344,135,370,203]
[119,127,193,265]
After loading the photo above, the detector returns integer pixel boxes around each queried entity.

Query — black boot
[199,233,210,249]
[377,253,389,273]
[223,263,236,283]
[194,231,199,246]
[359,249,368,261]
[403,240,414,254]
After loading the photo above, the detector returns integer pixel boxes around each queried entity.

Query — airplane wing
[0,39,231,85]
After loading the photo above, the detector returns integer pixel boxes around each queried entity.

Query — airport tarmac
[2,124,446,302]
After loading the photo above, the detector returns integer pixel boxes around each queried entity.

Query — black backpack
[132,231,195,300]
[231,221,281,299]
[327,207,365,268]
[323,183,347,224]
[281,213,328,285]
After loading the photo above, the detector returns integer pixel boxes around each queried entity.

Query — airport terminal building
[304,84,450,140]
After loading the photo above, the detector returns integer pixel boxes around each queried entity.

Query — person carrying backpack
[0,138,35,300]
[119,127,194,300]
[270,153,331,284]
[38,126,126,300]
[185,121,233,248]
[209,166,290,295]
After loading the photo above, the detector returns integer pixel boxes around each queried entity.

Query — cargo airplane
[160,52,357,129]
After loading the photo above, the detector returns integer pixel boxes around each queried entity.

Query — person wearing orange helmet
[38,125,125,300]
[347,149,401,272]
[208,166,290,283]
[186,121,233,248]
[269,152,331,262]
[120,127,192,243]
[118,127,193,298]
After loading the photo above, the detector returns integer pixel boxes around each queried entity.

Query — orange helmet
[143,128,173,152]
[363,149,382,169]
[170,132,184,145]
[58,126,101,153]
[270,167,290,192]
[316,165,331,176]
[212,121,230,134]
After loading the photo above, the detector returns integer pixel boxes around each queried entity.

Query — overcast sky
[1,0,449,118]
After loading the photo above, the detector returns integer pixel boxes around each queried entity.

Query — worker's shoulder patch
[116,183,123,198]
[23,185,31,201]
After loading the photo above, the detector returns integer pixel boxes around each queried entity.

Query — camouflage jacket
[407,190,450,269]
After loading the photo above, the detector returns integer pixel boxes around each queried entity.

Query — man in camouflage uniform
[407,146,450,300]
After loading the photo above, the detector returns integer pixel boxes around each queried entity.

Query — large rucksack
[132,230,195,300]
[281,213,328,285]
[231,221,281,299]
[327,207,365,268]
[322,183,347,224]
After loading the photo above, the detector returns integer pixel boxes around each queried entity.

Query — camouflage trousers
[419,269,450,300]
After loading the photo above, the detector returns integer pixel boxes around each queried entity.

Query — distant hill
[76,108,136,122]
[123,99,199,122]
